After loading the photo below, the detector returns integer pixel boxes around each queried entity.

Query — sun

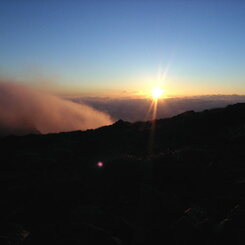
[151,87,164,100]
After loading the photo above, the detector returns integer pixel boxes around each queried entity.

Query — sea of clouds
[1,79,245,136]
[71,95,245,122]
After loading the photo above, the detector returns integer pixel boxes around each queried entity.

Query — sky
[1,0,245,97]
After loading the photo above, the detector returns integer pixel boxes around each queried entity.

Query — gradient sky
[1,0,245,97]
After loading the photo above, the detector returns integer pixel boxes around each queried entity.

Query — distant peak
[113,119,131,127]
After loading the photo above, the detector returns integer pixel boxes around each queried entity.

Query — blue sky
[1,0,245,96]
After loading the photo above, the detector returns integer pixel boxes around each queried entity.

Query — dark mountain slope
[1,103,245,244]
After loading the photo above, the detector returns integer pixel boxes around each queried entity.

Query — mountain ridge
[1,103,245,245]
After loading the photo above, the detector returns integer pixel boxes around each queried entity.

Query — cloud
[71,95,245,122]
[0,81,113,136]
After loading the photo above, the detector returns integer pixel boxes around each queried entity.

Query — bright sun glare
[151,87,164,100]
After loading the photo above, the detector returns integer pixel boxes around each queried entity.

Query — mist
[0,81,113,136]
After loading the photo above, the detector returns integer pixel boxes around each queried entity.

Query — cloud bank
[0,81,113,136]
[71,95,245,122]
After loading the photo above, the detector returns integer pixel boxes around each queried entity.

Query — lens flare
[147,86,164,155]
[97,161,103,167]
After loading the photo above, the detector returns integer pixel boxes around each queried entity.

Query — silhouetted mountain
[1,103,245,244]
[0,125,41,137]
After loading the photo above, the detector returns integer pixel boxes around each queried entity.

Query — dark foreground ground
[1,103,245,244]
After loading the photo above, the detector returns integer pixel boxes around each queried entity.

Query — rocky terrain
[1,103,245,244]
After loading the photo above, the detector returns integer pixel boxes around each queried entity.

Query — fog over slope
[0,82,113,136]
